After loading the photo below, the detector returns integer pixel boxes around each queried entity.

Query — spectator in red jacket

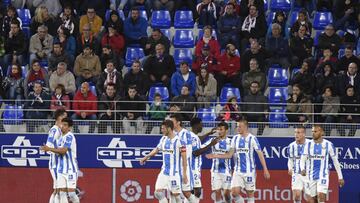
[215,43,241,93]
[192,44,218,75]
[195,25,221,58]
[71,82,98,133]
[101,23,125,56]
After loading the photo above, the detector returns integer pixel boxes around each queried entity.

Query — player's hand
[210,127,217,134]
[139,156,148,165]
[182,175,188,184]
[264,169,270,180]
[339,179,345,187]
[40,144,50,152]
[301,170,306,176]
[210,137,220,146]
[288,170,292,176]
[205,154,216,159]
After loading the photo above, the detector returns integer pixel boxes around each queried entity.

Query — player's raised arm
[198,127,217,142]
[206,148,235,159]
[193,137,219,156]
[300,142,309,176]
[287,146,294,176]
[329,143,345,187]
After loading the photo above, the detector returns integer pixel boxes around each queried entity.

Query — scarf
[242,15,257,32]
[28,70,44,83]
[203,36,211,44]
[104,69,117,86]
[55,94,63,106]
[10,71,21,80]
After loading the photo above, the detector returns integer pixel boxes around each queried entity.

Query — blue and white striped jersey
[56,132,78,174]
[203,137,232,174]
[175,128,193,171]
[231,133,261,174]
[190,131,202,172]
[46,125,62,169]
[300,139,343,181]
[156,136,185,177]
[288,139,311,174]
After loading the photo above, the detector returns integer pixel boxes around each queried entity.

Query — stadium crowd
[0,0,359,135]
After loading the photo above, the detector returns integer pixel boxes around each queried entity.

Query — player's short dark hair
[170,114,183,125]
[54,108,66,120]
[162,120,174,130]
[190,117,202,127]
[237,119,248,126]
[218,121,229,130]
[62,117,73,127]
[313,124,324,131]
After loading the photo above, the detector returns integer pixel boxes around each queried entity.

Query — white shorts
[50,168,57,189]
[211,172,232,191]
[155,173,182,194]
[192,170,202,188]
[306,179,329,197]
[291,174,309,192]
[231,172,256,191]
[57,173,78,189]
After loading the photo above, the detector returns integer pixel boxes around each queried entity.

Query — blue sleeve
[140,18,148,37]
[189,73,196,96]
[170,73,179,96]
[63,135,73,148]
[68,37,76,56]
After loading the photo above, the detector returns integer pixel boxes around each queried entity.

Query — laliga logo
[120,180,142,202]
[1,136,49,167]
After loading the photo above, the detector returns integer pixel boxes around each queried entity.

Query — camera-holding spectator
[48,41,71,74]
[2,63,24,105]
[24,59,50,98]
[171,61,196,97]
[30,6,57,36]
[4,19,27,70]
[195,67,217,108]
[50,84,71,111]
[29,25,54,64]
[96,60,124,96]
[123,60,150,98]
[196,0,217,27]
[195,26,221,59]
[217,96,241,121]
[286,84,312,123]
[145,29,170,56]
[79,7,103,36]
[338,85,360,136]
[171,85,196,121]
[124,7,148,47]
[72,82,98,133]
[74,44,101,87]
[217,3,241,49]
[49,62,76,95]
[192,44,218,75]
[241,58,266,95]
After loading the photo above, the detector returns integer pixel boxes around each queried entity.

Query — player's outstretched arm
[300,154,308,176]
[329,144,345,187]
[256,149,270,179]
[181,148,188,184]
[287,149,294,176]
[140,147,159,165]
[198,127,217,142]
[40,145,68,155]
[206,148,235,159]
[193,137,219,156]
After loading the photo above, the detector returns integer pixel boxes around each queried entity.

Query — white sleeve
[156,136,165,151]
[300,142,309,172]
[252,136,261,151]
[230,136,237,149]
[329,143,343,180]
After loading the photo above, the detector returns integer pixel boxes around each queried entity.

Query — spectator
[270,11,287,37]
[24,59,50,98]
[217,3,241,49]
[215,43,241,93]
[32,0,62,17]
[55,26,76,62]
[240,5,267,54]
[290,9,312,38]
[76,23,100,55]
[196,0,217,27]
[336,45,360,73]
[48,41,71,74]
[29,25,54,64]
[2,63,24,105]
[79,7,103,36]
[320,86,340,135]
[144,29,170,56]
[333,0,357,30]
[265,23,290,68]
[195,25,221,58]
[171,85,196,121]
[217,96,241,121]
[195,67,217,108]
[192,44,218,75]
[336,62,360,96]
[171,61,196,97]
[286,84,312,123]
[290,59,314,96]
[98,83,122,134]
[121,85,146,134]
[100,45,122,71]
[241,40,268,73]
[50,84,71,111]
[152,0,175,19]
[106,10,124,35]
[148,92,168,121]
[101,23,125,56]
[1,5,22,38]
[315,47,337,74]
[24,82,51,132]
[123,60,150,98]
[72,82,98,133]
[317,24,341,54]
[221,0,241,16]
[74,44,101,87]
[241,58,266,95]
[314,61,337,97]
[143,43,176,87]
[4,19,26,70]
[123,0,152,18]
[78,0,109,21]
[339,85,360,136]
[96,60,124,96]
[242,81,268,136]
[56,3,78,36]
[289,25,313,67]
[239,0,264,19]
[123,7,148,47]
[49,62,76,95]
[30,6,57,36]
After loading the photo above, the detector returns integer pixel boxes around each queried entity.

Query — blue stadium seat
[22,27,31,39]
[173,30,194,48]
[151,10,171,29]
[338,48,345,58]
[270,0,291,12]
[173,49,193,67]
[198,108,217,127]
[3,0,11,7]
[17,9,31,27]
[267,11,276,26]
[174,10,194,28]
[148,86,170,102]
[267,65,289,87]
[219,86,241,105]
[287,9,300,26]
[264,0,268,10]
[125,47,145,67]
[160,29,171,40]
[269,108,289,128]
[105,9,126,21]
[3,105,24,125]
[139,10,148,21]
[313,11,333,30]
[89,85,97,96]
[268,87,288,104]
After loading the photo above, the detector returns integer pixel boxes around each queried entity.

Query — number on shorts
[247,177,252,182]
[292,176,295,182]
[321,179,326,184]
[171,180,177,186]
[194,174,198,180]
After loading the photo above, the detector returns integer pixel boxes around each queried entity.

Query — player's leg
[222,174,232,203]
[292,174,304,203]
[305,180,318,203]
[223,189,232,203]
[169,175,183,203]
[155,173,170,203]
[182,169,196,203]
[67,173,79,203]
[316,178,329,203]
[231,173,245,203]
[244,174,256,203]
[192,170,202,203]
[57,174,69,203]
[211,172,224,203]
[170,193,182,203]
[192,188,201,203]
[50,169,58,203]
